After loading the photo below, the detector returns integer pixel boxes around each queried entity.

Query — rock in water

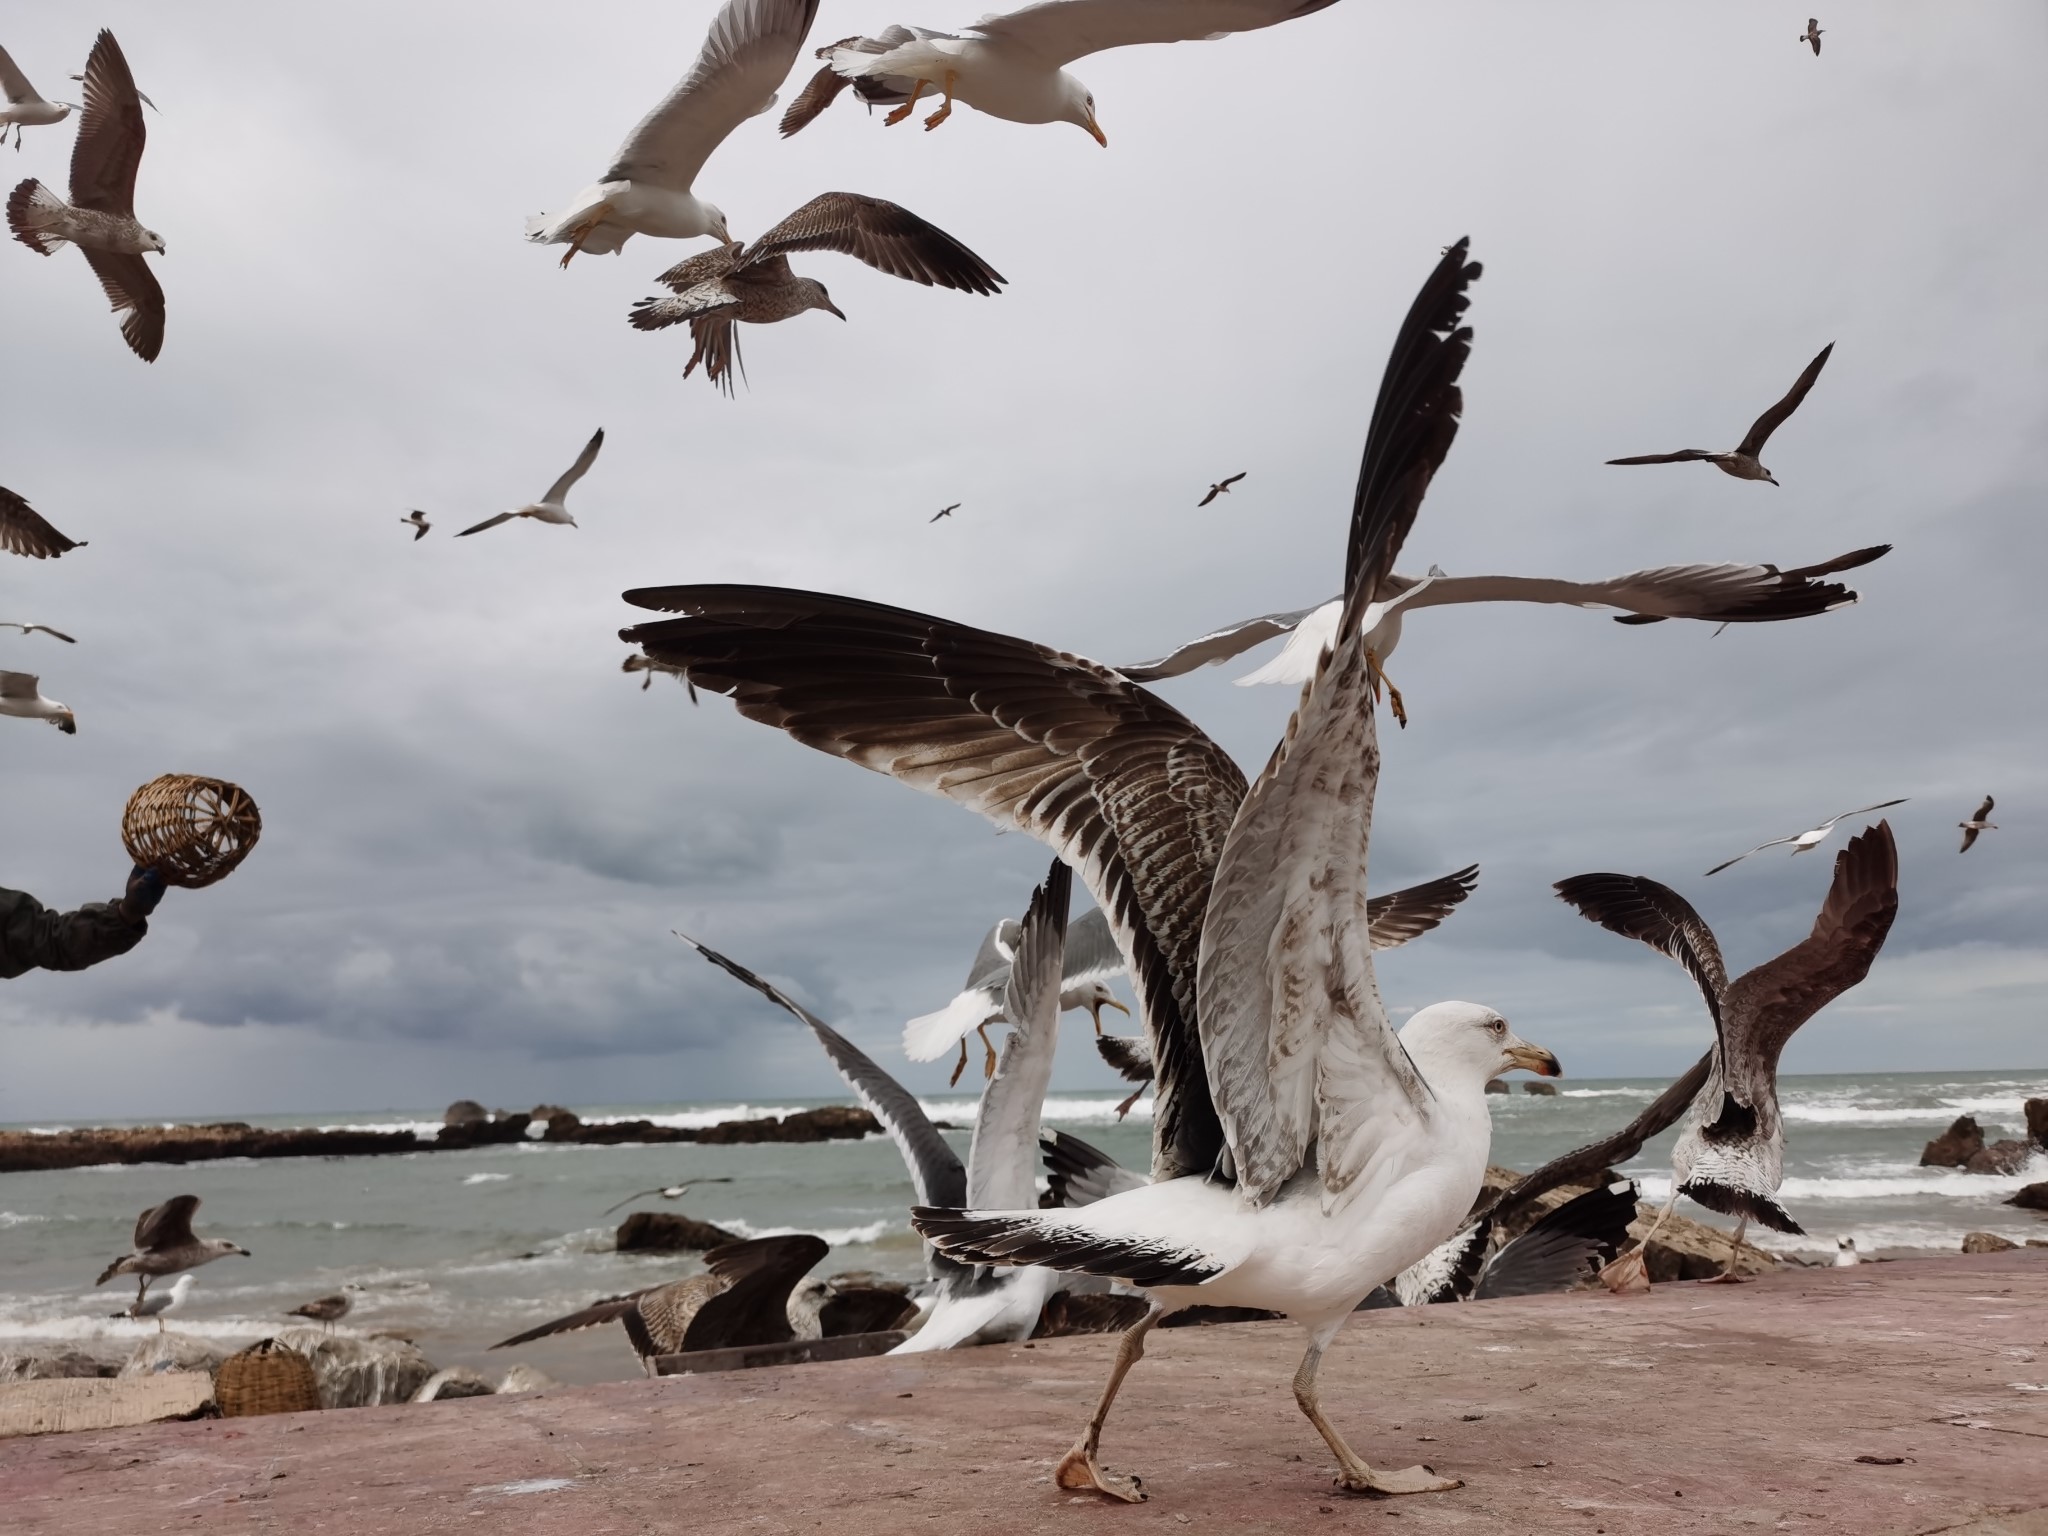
[2026,1098,2048,1151]
[1484,1079,1509,1095]
[532,1104,582,1140]
[1961,1231,2019,1254]
[274,1327,435,1407]
[443,1099,488,1127]
[1522,1081,1558,1096]
[614,1210,742,1252]
[1965,1139,2036,1175]
[1920,1115,1985,1168]
[2009,1182,2048,1212]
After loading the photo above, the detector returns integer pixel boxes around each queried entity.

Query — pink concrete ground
[3,1253,2045,1536]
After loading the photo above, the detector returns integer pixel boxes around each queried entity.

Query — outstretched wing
[1366,865,1480,952]
[1605,450,1716,465]
[455,512,517,537]
[541,429,605,505]
[1737,343,1833,457]
[968,0,1338,70]
[134,1195,200,1251]
[1059,905,1126,989]
[1552,873,1728,1028]
[970,863,1071,1211]
[1971,794,1995,823]
[79,248,164,362]
[488,1293,641,1349]
[680,1233,830,1351]
[0,487,84,559]
[741,192,1006,294]
[902,916,1015,1061]
[1704,832,1803,877]
[1116,601,1329,683]
[1471,1181,1638,1300]
[1608,545,1889,626]
[69,30,146,215]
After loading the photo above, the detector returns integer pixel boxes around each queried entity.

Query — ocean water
[2,1071,2042,1387]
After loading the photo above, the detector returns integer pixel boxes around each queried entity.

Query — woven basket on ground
[121,774,262,889]
[214,1338,320,1417]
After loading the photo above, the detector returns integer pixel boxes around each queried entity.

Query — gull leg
[1113,1085,1145,1120]
[1599,1191,1678,1293]
[1054,1307,1160,1502]
[883,79,928,126]
[978,1023,1000,1079]
[1295,1329,1460,1496]
[923,70,958,131]
[1698,1218,1750,1285]
[1365,648,1407,729]
[134,1275,150,1311]
[557,203,614,269]
[948,1037,969,1089]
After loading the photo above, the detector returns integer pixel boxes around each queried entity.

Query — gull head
[800,278,846,321]
[1399,1001,1559,1090]
[704,203,734,243]
[51,709,77,735]
[139,227,166,255]
[1068,981,1129,1031]
[1059,78,1105,147]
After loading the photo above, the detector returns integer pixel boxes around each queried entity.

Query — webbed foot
[1055,1444,1146,1503]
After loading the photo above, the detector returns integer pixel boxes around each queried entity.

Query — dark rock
[436,1113,531,1149]
[565,1118,695,1145]
[692,1105,879,1144]
[1485,1080,1509,1095]
[2026,1098,2048,1151]
[0,1122,421,1174]
[615,1211,741,1252]
[1522,1081,1558,1097]
[1962,1231,2018,1254]
[1920,1116,1985,1168]
[531,1105,582,1140]
[1965,1139,2034,1176]
[2008,1181,2048,1212]
[443,1100,489,1127]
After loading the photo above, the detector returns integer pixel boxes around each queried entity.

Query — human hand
[121,866,167,921]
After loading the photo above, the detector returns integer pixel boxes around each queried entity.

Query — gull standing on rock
[1957,795,1997,853]
[7,30,165,361]
[0,43,71,149]
[0,670,74,734]
[457,430,604,537]
[525,0,820,266]
[286,1293,352,1332]
[1703,797,1906,875]
[94,1196,249,1310]
[1,487,85,560]
[1606,343,1834,484]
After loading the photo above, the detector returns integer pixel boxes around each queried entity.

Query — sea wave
[720,1217,900,1248]
[0,1212,49,1228]
[1780,1100,2035,1128]
[462,1173,512,1186]
[914,1095,1153,1126]
[1632,1159,2047,1204]
[1558,1089,1656,1099]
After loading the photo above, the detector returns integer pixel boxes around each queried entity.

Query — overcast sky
[3,2,2044,1124]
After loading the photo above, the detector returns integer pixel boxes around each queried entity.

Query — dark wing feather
[1972,795,1995,822]
[1610,545,1891,627]
[1471,1181,1638,1300]
[80,248,163,361]
[1365,865,1479,951]
[134,1195,199,1251]
[1737,343,1833,457]
[623,586,1245,1184]
[778,62,852,135]
[651,242,744,293]
[1094,1032,1153,1083]
[684,316,744,395]
[1606,451,1715,465]
[69,30,146,214]
[0,487,84,559]
[1115,601,1330,683]
[488,1294,641,1350]
[742,192,1006,293]
[680,1233,829,1351]
[1552,873,1729,1029]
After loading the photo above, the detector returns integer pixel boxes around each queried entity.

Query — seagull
[0,670,74,734]
[931,503,960,523]
[94,1196,249,1310]
[489,1234,829,1375]
[401,510,431,541]
[0,486,85,559]
[110,1273,192,1332]
[1197,473,1246,507]
[526,0,820,266]
[622,240,1571,1503]
[285,1293,352,1331]
[600,1177,736,1218]
[1958,795,1997,853]
[1121,545,1891,701]
[1800,18,1824,55]
[1606,343,1834,484]
[1555,822,1899,1287]
[622,653,699,702]
[683,863,1080,1352]
[780,0,1339,144]
[628,192,1004,393]
[7,31,165,361]
[456,429,604,537]
[1704,797,1907,875]
[0,43,72,149]
[1835,1237,1859,1267]
[0,622,76,643]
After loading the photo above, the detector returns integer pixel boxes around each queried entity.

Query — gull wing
[1822,797,1908,827]
[1040,1128,1150,1207]
[1605,450,1715,465]
[1703,832,1803,877]
[455,512,517,537]
[680,1233,829,1351]
[683,316,747,395]
[488,1293,643,1349]
[604,0,820,193]
[79,248,164,362]
[630,279,742,332]
[1116,600,1330,683]
[968,863,1071,1211]
[134,1194,201,1251]
[1971,794,1995,823]
[1470,1181,1638,1300]
[649,241,745,294]
[1365,865,1480,952]
[1,488,83,559]
[742,193,1006,293]
[1095,1031,1152,1082]
[1059,905,1126,989]
[782,27,950,134]
[1196,241,1478,1207]
[541,429,604,506]
[1609,545,1890,625]
[623,587,1247,1186]
[1551,873,1729,1029]
[0,670,41,699]
[778,61,854,135]
[69,31,146,215]
[902,916,1017,1061]
[968,0,1339,69]
[1736,343,1833,458]
[1,44,47,105]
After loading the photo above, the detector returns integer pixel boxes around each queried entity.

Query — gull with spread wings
[1197,472,1245,507]
[1957,795,1997,854]
[527,0,819,266]
[1607,343,1834,485]
[0,670,74,734]
[0,621,76,643]
[621,241,1567,1503]
[0,42,72,149]
[0,487,85,560]
[94,1195,249,1310]
[457,429,604,537]
[1704,797,1906,875]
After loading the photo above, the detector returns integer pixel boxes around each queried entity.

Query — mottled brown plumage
[0,487,85,560]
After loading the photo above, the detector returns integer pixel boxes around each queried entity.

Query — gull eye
[1488,1019,1506,1037]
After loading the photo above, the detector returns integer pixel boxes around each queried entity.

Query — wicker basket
[214,1338,320,1417]
[121,774,262,889]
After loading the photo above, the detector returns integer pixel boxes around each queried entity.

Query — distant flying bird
[457,429,605,536]
[94,1195,249,1309]
[401,510,431,541]
[628,192,1005,394]
[601,1177,735,1218]
[526,0,821,266]
[1703,797,1906,875]
[111,1273,193,1332]
[0,621,77,643]
[0,486,85,560]
[7,31,166,362]
[931,503,959,523]
[286,1293,352,1330]
[0,670,74,734]
[1606,343,1834,485]
[1197,473,1245,507]
[1800,18,1823,54]
[1957,795,1997,853]
[0,43,72,149]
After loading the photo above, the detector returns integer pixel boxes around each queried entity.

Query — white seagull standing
[457,429,604,537]
[1704,797,1906,875]
[111,1273,193,1332]
[0,669,74,733]
[526,0,820,266]
[1606,343,1834,485]
[0,43,72,149]
[623,241,1569,1502]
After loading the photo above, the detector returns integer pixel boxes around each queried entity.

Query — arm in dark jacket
[0,886,147,979]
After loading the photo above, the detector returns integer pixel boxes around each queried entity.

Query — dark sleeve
[0,887,146,980]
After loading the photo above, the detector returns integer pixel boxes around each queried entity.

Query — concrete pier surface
[3,1253,2043,1536]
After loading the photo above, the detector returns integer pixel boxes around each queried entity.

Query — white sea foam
[1632,1157,2047,1206]
[913,1095,1152,1126]
[462,1173,512,1186]
[1559,1089,1656,1100]
[720,1217,899,1248]
[0,1212,49,1228]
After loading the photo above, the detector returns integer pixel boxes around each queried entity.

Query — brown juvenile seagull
[1958,795,1997,853]
[627,192,1004,394]
[7,30,165,362]
[1198,472,1246,507]
[286,1293,352,1331]
[0,487,85,560]
[1607,343,1833,485]
[489,1234,828,1375]
[94,1196,250,1310]
[1800,18,1824,55]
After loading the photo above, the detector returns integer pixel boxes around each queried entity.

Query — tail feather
[7,179,65,255]
[1679,1178,1803,1234]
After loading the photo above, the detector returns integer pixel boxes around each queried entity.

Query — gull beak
[1502,1039,1561,1078]
[1084,114,1107,148]
[825,301,847,321]
[1087,996,1131,1033]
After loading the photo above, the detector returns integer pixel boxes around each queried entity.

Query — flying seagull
[1704,797,1906,875]
[490,1234,829,1374]
[401,510,431,541]
[526,0,820,266]
[0,670,74,734]
[628,192,1004,393]
[7,30,165,361]
[1557,823,1898,1286]
[111,1273,192,1332]
[94,1196,249,1310]
[1800,18,1823,54]
[0,622,77,643]
[286,1293,352,1331]
[1958,795,1997,853]
[0,487,85,560]
[457,429,604,536]
[623,240,1570,1503]
[0,43,72,149]
[1197,473,1246,507]
[1606,343,1834,485]
[931,503,960,522]
[601,1177,735,1218]
[683,864,1080,1352]
[779,0,1339,145]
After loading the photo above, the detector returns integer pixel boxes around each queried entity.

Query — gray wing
[969,0,1339,69]
[69,30,145,215]
[0,43,45,105]
[1059,905,1126,988]
[1365,865,1479,952]
[79,248,164,363]
[134,1195,200,1251]
[679,1233,830,1351]
[1971,794,1995,823]
[1737,343,1833,457]
[488,1293,642,1349]
[969,863,1071,1211]
[1608,545,1890,626]
[648,241,745,294]
[1470,1181,1638,1300]
[900,918,1012,1063]
[742,193,1006,294]
[0,671,40,700]
[1704,832,1804,877]
[1095,1031,1152,1083]
[456,512,517,537]
[1116,601,1330,683]
[1552,873,1729,1028]
[0,488,84,559]
[1823,797,1908,826]
[1040,1128,1149,1207]
[1605,450,1716,465]
[541,429,604,505]
[19,626,79,644]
